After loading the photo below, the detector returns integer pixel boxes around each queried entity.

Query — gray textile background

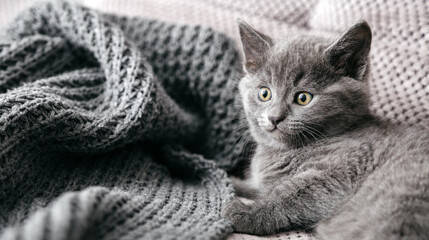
[0,1,250,239]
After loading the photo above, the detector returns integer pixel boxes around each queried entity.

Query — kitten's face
[238,20,372,149]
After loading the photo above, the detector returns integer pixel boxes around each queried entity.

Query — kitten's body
[223,20,429,239]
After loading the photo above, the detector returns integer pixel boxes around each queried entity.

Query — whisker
[296,132,306,147]
[220,122,249,146]
[234,133,253,164]
[306,128,323,140]
[303,127,323,145]
[226,130,247,152]
[301,131,312,146]
[220,115,248,125]
[306,125,328,139]
[230,125,248,134]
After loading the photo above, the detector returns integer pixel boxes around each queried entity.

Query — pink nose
[268,115,285,126]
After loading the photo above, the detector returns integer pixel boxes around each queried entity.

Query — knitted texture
[0,1,249,239]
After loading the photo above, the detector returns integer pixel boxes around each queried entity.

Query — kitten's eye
[296,92,313,106]
[258,87,272,102]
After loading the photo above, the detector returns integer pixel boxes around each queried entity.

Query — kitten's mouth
[266,126,277,132]
[267,126,285,136]
[263,124,304,141]
[258,123,279,133]
[255,118,304,139]
[267,123,304,133]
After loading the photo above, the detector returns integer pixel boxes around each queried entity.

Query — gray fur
[222,20,429,239]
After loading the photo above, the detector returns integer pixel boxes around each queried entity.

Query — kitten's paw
[222,198,261,234]
[222,198,251,221]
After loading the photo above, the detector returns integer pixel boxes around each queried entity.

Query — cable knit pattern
[0,1,249,239]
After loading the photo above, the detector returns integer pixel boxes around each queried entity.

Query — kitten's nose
[268,115,285,126]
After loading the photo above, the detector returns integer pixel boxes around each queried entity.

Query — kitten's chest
[249,146,305,190]
[249,140,377,191]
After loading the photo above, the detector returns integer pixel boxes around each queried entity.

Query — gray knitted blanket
[0,1,249,239]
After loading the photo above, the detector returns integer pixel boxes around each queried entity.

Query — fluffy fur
[222,20,429,239]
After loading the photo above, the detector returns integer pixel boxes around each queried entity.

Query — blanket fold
[0,1,249,239]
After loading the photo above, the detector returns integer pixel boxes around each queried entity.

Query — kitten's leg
[230,176,259,199]
[223,143,379,235]
[223,169,355,235]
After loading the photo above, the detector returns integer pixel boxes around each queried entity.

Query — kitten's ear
[324,20,372,80]
[237,19,273,72]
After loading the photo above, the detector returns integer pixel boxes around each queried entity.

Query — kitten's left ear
[324,20,372,80]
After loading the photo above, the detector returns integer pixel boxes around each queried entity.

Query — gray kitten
[222,20,429,239]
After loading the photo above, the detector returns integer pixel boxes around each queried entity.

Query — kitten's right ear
[237,19,273,73]
[324,20,372,80]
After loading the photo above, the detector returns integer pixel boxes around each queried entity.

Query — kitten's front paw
[222,198,257,234]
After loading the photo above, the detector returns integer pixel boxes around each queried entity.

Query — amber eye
[296,92,313,106]
[258,87,272,102]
